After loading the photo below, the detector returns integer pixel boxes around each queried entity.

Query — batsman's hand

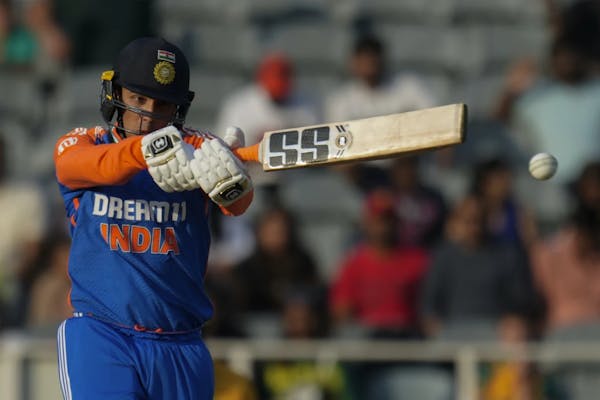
[190,136,252,207]
[141,126,199,192]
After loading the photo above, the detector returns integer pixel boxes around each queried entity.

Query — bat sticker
[267,127,330,168]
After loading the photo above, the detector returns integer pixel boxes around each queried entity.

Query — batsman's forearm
[55,136,146,189]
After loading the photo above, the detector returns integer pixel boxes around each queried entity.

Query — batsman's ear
[100,70,116,123]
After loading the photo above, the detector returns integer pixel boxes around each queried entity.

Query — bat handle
[233,143,261,163]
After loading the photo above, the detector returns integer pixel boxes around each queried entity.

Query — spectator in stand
[212,361,258,400]
[0,135,47,328]
[232,207,321,320]
[330,189,453,400]
[530,160,600,400]
[252,287,349,400]
[389,155,447,249]
[215,52,318,201]
[494,0,600,226]
[24,0,70,66]
[0,0,36,67]
[26,233,72,333]
[471,157,538,250]
[46,0,154,66]
[0,0,69,68]
[281,287,328,339]
[421,195,534,341]
[325,34,439,194]
[531,161,600,336]
[211,53,319,276]
[329,189,429,339]
[325,33,438,122]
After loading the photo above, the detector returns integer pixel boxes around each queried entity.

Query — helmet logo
[153,61,176,85]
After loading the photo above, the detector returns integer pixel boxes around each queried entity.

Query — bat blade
[234,103,467,171]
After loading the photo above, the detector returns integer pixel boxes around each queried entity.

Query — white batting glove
[190,138,252,207]
[141,126,199,192]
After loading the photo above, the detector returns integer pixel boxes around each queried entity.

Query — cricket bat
[233,103,466,171]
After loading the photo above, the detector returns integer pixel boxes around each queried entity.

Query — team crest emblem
[153,61,176,85]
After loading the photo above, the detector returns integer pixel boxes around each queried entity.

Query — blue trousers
[57,316,214,399]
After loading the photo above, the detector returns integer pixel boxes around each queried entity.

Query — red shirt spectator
[329,189,429,337]
[330,244,428,331]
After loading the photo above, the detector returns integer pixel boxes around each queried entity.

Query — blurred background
[1,0,600,399]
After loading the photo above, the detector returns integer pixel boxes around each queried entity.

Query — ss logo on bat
[268,127,330,167]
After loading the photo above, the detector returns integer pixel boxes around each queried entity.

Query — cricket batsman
[53,37,253,399]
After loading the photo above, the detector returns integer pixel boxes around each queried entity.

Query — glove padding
[190,138,252,207]
[141,126,199,192]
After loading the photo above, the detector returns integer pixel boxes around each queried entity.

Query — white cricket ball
[529,152,558,180]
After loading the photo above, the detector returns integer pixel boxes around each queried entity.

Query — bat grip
[233,143,260,163]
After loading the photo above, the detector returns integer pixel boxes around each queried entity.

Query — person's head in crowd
[362,189,399,249]
[570,161,600,256]
[471,157,513,204]
[351,34,385,88]
[446,195,486,249]
[389,156,420,192]
[572,160,600,212]
[559,0,600,68]
[549,35,591,84]
[0,0,11,35]
[255,206,299,256]
[48,234,70,271]
[0,135,5,182]
[202,280,244,338]
[281,287,325,338]
[257,52,294,103]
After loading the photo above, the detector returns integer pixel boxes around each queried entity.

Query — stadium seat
[366,365,454,400]
[279,168,362,279]
[543,323,600,400]
[359,0,454,23]
[241,312,283,338]
[0,119,32,179]
[64,67,105,128]
[226,0,329,23]
[374,25,484,76]
[453,0,546,23]
[187,69,246,123]
[295,72,342,112]
[478,25,549,71]
[156,0,225,24]
[188,24,262,72]
[454,72,506,117]
[0,70,42,129]
[260,22,351,73]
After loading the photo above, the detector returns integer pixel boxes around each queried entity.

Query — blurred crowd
[1,0,600,399]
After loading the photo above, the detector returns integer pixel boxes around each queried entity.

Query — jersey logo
[67,127,87,136]
[100,223,180,255]
[57,137,78,155]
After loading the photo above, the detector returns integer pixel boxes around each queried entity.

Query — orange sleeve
[183,134,205,149]
[54,127,146,189]
[219,190,254,216]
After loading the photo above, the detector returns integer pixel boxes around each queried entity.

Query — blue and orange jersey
[53,126,252,333]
